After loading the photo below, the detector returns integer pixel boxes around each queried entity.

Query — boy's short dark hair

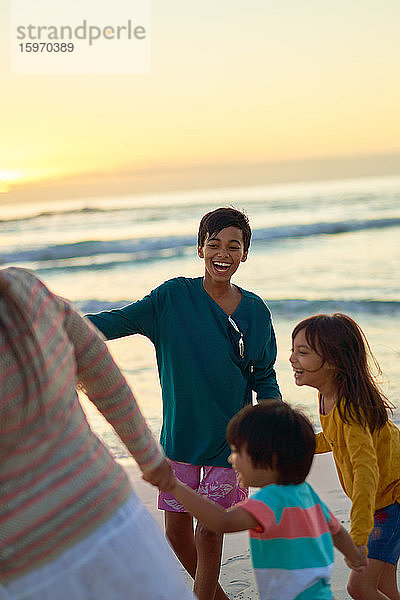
[226,401,316,485]
[197,207,252,253]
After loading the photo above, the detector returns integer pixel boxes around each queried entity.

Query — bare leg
[164,512,229,600]
[165,512,197,576]
[194,521,229,600]
[378,562,400,600]
[348,558,398,600]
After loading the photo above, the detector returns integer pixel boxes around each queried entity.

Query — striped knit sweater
[0,267,164,583]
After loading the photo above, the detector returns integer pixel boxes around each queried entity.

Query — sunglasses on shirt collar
[228,316,245,359]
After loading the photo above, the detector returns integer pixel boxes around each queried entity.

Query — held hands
[142,458,176,492]
[344,545,368,572]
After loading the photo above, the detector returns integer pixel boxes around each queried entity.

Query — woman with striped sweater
[0,267,194,600]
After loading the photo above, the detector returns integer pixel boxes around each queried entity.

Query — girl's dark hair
[226,401,316,485]
[0,273,45,431]
[197,207,251,253]
[292,314,393,431]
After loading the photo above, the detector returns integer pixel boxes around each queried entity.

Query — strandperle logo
[10,0,150,74]
[16,20,146,46]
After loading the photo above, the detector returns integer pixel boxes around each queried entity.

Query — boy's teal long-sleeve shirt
[87,277,281,467]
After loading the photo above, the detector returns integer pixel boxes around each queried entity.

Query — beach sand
[120,454,398,600]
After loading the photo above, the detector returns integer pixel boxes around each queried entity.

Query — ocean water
[2,174,400,456]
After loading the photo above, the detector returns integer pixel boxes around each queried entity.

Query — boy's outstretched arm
[155,477,258,534]
[331,525,368,572]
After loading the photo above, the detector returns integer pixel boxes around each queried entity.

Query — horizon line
[3,149,400,205]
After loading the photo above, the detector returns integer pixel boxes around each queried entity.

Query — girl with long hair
[290,314,400,600]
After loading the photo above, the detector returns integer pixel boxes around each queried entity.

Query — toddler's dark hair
[226,401,316,485]
[197,207,251,253]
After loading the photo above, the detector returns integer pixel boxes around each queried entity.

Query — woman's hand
[142,459,176,492]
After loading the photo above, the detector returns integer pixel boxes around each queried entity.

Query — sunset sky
[1,0,400,198]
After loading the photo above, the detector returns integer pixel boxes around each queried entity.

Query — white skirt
[0,491,195,600]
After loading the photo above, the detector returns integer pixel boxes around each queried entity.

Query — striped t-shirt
[0,267,165,583]
[240,482,341,600]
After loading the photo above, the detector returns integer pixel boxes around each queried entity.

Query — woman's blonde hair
[0,272,45,424]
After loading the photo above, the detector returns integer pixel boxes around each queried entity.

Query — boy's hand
[344,545,368,572]
[142,459,176,491]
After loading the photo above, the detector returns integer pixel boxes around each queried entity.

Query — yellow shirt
[315,398,400,546]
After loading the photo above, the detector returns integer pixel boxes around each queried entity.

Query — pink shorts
[158,461,248,512]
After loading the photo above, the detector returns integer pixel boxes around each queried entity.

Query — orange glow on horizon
[0,170,25,193]
[0,167,77,193]
[1,1,400,200]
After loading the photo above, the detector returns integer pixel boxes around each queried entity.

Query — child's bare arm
[331,525,367,572]
[171,479,258,534]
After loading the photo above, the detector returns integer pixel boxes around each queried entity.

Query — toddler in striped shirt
[153,401,366,600]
